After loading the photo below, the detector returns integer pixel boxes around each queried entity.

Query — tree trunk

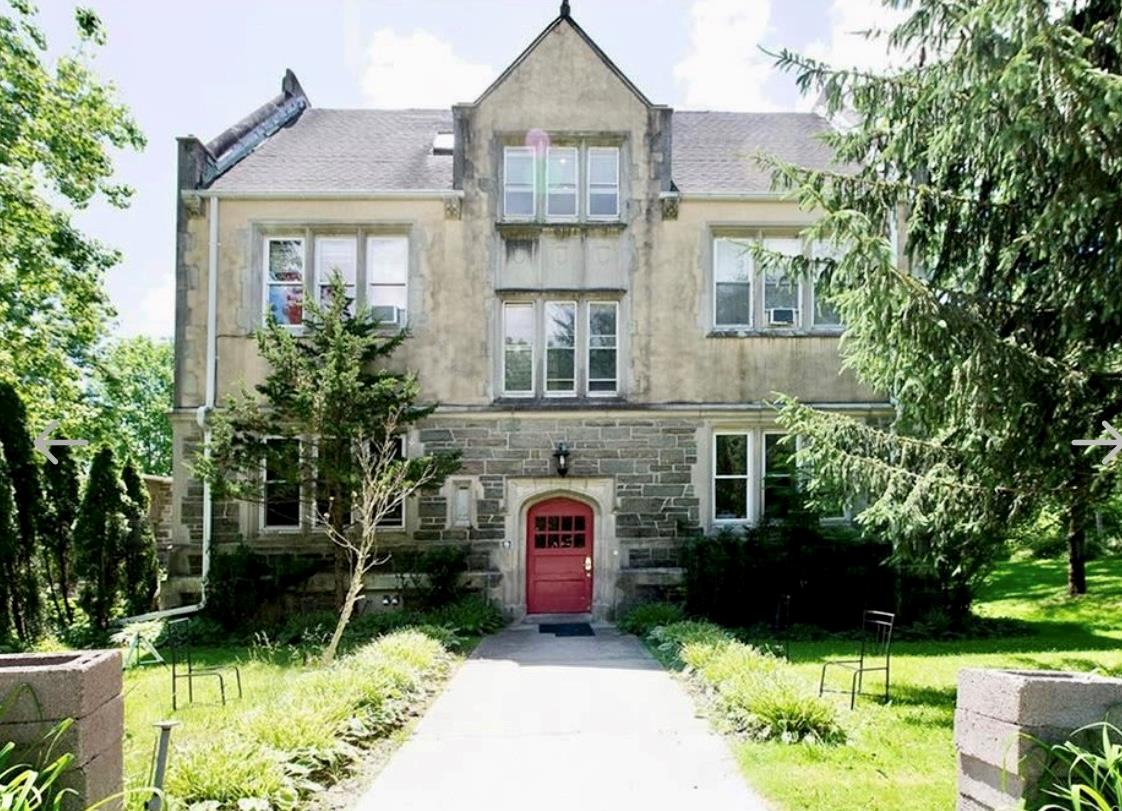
[1067,501,1088,596]
[39,550,63,625]
[58,552,73,625]
[323,554,366,665]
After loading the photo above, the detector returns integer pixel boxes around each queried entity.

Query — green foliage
[203,544,318,631]
[764,0,1122,598]
[164,628,453,809]
[120,461,159,615]
[0,685,76,811]
[421,595,505,639]
[84,337,173,476]
[393,544,470,608]
[1030,721,1122,811]
[0,382,41,642]
[0,2,144,424]
[617,602,687,637]
[39,447,79,625]
[73,447,127,630]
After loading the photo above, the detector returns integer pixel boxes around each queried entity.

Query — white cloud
[673,0,778,111]
[805,0,908,73]
[111,269,174,338]
[360,29,495,108]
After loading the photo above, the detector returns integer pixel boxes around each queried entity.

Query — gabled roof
[470,4,652,108]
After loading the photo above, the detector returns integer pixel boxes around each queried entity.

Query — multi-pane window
[587,302,618,395]
[810,241,843,327]
[367,236,408,326]
[315,238,357,309]
[713,433,750,521]
[377,436,406,528]
[503,303,535,396]
[546,147,578,220]
[545,301,576,395]
[265,238,305,326]
[587,147,620,220]
[762,237,801,327]
[263,438,301,529]
[714,238,753,327]
[504,147,536,219]
[762,433,798,520]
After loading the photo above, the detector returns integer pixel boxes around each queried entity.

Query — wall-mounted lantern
[553,441,571,477]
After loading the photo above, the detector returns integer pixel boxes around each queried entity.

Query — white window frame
[760,237,804,329]
[503,146,536,221]
[586,147,620,221]
[544,300,578,398]
[502,301,536,397]
[712,237,754,329]
[545,146,579,222]
[263,236,306,329]
[712,431,753,525]
[586,300,619,397]
[261,436,303,532]
[761,431,798,520]
[366,235,409,327]
[809,240,845,330]
[314,236,357,310]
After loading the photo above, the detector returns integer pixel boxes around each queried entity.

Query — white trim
[712,430,753,525]
[260,436,304,532]
[366,234,409,327]
[262,235,306,328]
[188,189,460,200]
[501,301,536,397]
[503,146,536,221]
[543,300,578,397]
[713,236,753,329]
[586,300,619,397]
[545,146,579,222]
[586,147,620,222]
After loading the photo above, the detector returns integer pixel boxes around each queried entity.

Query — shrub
[617,602,686,637]
[394,545,470,609]
[422,595,504,638]
[166,738,296,809]
[203,545,318,631]
[648,621,733,665]
[714,668,846,745]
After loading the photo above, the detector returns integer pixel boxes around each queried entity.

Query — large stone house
[166,5,887,618]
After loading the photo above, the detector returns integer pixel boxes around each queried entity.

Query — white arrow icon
[34,420,89,464]
[1072,420,1122,463]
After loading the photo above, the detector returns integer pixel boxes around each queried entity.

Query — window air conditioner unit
[372,305,404,326]
[767,307,797,326]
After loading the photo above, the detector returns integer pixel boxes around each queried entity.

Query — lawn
[733,557,1122,811]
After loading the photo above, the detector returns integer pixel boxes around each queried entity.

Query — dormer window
[502,142,622,223]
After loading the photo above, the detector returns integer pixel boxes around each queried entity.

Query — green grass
[728,557,1122,810]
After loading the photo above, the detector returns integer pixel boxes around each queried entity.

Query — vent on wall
[433,132,454,155]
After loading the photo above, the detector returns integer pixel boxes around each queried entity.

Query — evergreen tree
[0,454,18,644]
[121,460,159,615]
[763,0,1122,601]
[74,448,127,630]
[0,382,41,640]
[40,446,80,625]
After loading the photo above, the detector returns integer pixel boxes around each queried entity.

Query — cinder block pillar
[0,651,124,811]
[955,668,1122,810]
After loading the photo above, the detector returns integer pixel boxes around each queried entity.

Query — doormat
[539,622,595,637]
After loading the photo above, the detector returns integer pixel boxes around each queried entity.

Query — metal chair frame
[819,609,895,709]
[769,593,792,661]
[168,618,242,711]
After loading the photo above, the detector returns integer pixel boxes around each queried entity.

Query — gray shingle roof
[670,111,838,193]
[206,108,836,194]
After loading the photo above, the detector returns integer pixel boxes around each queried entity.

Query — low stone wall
[955,668,1122,810]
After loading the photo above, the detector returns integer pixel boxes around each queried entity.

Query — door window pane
[265,239,305,326]
[588,302,618,394]
[504,303,534,394]
[545,301,576,394]
[547,147,578,219]
[367,236,408,325]
[315,237,357,311]
[504,147,535,219]
[588,147,619,219]
[714,238,752,326]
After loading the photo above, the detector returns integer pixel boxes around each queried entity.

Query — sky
[34,0,898,338]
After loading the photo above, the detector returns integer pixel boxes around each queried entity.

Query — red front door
[527,498,593,614]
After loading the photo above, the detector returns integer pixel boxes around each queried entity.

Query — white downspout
[123,197,218,624]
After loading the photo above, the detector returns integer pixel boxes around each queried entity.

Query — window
[811,240,843,327]
[313,438,352,527]
[263,438,301,529]
[587,302,618,395]
[264,238,305,326]
[762,237,802,327]
[546,147,578,220]
[315,238,357,310]
[762,433,797,520]
[503,303,535,395]
[377,436,406,529]
[367,236,408,326]
[713,238,753,327]
[504,147,536,220]
[587,147,619,220]
[713,433,750,521]
[545,301,576,395]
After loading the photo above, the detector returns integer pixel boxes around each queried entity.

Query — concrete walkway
[355,624,770,811]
